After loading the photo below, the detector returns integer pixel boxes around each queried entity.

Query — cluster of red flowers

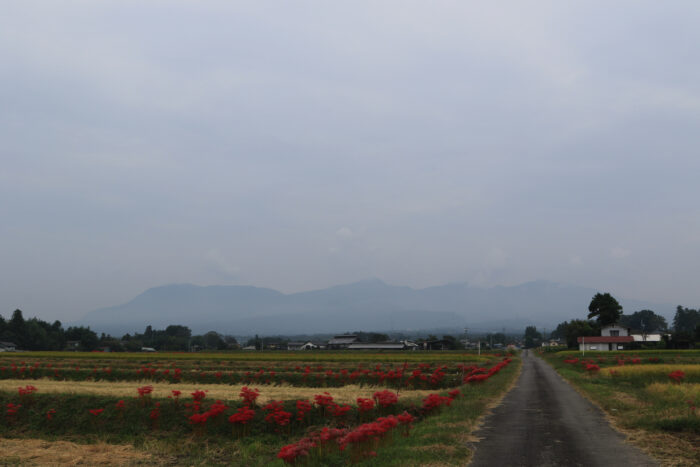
[356,397,375,413]
[188,401,226,425]
[239,386,260,406]
[463,358,512,384]
[311,391,352,418]
[277,411,416,465]
[149,402,161,421]
[295,399,313,421]
[277,427,348,464]
[262,400,292,428]
[372,390,398,408]
[6,402,21,417]
[669,370,685,383]
[228,405,255,425]
[17,385,37,396]
[421,393,452,412]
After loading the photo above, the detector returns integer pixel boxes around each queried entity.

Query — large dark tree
[672,306,699,346]
[620,309,668,333]
[552,319,599,348]
[523,326,541,348]
[588,293,623,326]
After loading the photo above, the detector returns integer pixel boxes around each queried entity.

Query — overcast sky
[2,1,700,322]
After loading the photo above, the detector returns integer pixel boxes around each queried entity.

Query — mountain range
[76,279,676,337]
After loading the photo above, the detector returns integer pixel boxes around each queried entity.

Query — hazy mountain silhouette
[78,279,675,336]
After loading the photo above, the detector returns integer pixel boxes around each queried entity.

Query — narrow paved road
[469,350,656,466]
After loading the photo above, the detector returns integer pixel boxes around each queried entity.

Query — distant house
[287,341,317,351]
[0,342,16,352]
[423,339,452,350]
[242,345,257,351]
[578,324,633,351]
[541,338,563,347]
[327,335,358,350]
[65,340,80,351]
[141,347,157,352]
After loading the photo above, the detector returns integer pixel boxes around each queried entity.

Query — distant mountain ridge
[77,279,675,336]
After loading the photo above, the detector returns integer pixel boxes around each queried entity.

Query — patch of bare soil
[0,438,151,466]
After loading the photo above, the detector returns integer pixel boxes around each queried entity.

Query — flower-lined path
[469,350,656,466]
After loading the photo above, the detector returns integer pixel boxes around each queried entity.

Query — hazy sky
[2,1,700,322]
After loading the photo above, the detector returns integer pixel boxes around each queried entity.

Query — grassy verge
[540,351,700,466]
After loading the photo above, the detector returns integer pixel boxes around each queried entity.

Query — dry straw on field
[645,382,700,402]
[603,364,700,378]
[0,438,151,466]
[0,379,436,403]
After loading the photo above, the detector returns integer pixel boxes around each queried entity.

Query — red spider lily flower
[669,370,685,383]
[191,390,207,402]
[295,399,313,421]
[228,405,256,425]
[447,389,461,399]
[277,438,316,464]
[189,413,209,425]
[356,397,375,412]
[18,385,38,396]
[239,387,260,406]
[263,400,293,427]
[115,400,125,410]
[137,385,154,397]
[422,393,452,412]
[6,403,21,413]
[372,390,399,408]
[329,403,352,418]
[207,400,228,418]
[313,392,334,407]
[585,364,600,373]
[89,408,104,416]
[397,411,415,425]
[46,408,56,420]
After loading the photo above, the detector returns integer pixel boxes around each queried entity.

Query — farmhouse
[577,324,633,351]
[327,334,358,349]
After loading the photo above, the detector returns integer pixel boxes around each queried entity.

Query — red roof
[577,336,634,343]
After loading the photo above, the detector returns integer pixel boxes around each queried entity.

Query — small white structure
[0,342,16,352]
[287,341,317,351]
[631,333,664,342]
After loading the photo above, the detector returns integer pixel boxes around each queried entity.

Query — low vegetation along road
[469,350,656,467]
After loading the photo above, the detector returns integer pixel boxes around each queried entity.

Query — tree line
[0,309,237,352]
